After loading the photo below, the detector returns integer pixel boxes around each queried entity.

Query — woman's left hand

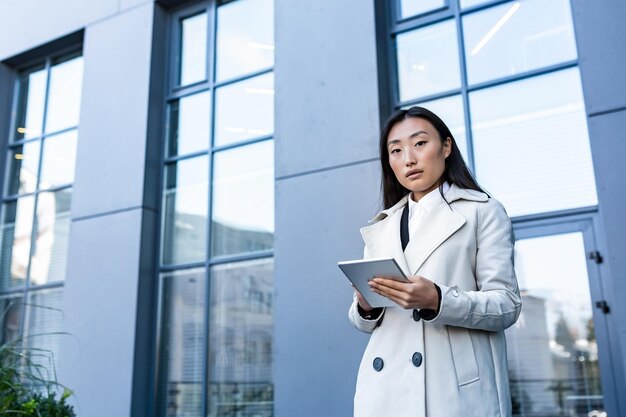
[369,275,439,310]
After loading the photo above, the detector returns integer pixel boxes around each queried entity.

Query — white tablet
[338,257,409,308]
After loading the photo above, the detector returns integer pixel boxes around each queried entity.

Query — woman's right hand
[354,287,373,312]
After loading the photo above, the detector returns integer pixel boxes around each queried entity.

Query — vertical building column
[57,3,161,417]
[571,0,626,414]
[274,1,381,416]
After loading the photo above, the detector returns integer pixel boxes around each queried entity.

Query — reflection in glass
[0,197,35,290]
[216,0,274,82]
[180,13,208,86]
[396,20,461,102]
[470,68,597,217]
[39,130,78,190]
[508,233,605,416]
[463,0,577,85]
[167,91,211,157]
[162,156,209,265]
[25,288,64,382]
[211,141,274,257]
[0,296,23,345]
[460,0,490,9]
[15,67,46,141]
[399,0,445,19]
[414,95,468,162]
[45,56,84,134]
[29,190,72,286]
[6,141,41,195]
[208,258,274,417]
[156,268,206,417]
[214,73,274,147]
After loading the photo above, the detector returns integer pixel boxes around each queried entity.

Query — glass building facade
[0,0,625,416]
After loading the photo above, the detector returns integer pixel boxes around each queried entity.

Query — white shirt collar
[408,181,450,219]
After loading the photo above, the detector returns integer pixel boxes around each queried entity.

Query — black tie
[400,204,410,251]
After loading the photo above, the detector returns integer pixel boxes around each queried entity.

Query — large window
[0,51,83,378]
[155,1,275,416]
[382,1,612,416]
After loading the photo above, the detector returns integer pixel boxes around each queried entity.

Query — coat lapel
[360,207,411,276]
[403,201,466,275]
[361,184,488,277]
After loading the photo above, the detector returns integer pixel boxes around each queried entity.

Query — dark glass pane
[216,0,274,81]
[5,141,41,195]
[167,91,211,157]
[396,19,461,101]
[0,296,23,345]
[0,197,35,290]
[156,268,206,417]
[39,130,78,190]
[14,66,46,141]
[29,189,72,286]
[161,156,209,265]
[208,258,274,417]
[214,73,274,147]
[45,56,83,134]
[179,13,208,86]
[399,0,445,19]
[463,0,577,85]
[24,288,64,383]
[211,141,274,257]
[470,68,596,217]
[508,233,605,416]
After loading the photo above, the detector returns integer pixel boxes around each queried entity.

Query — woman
[348,106,522,417]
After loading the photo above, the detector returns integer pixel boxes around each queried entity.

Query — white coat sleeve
[423,198,522,332]
[348,245,385,333]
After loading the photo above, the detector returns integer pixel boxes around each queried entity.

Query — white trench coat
[349,184,522,417]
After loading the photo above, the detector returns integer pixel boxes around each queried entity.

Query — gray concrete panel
[274,160,382,417]
[0,0,118,61]
[274,0,381,179]
[571,0,626,115]
[587,109,626,414]
[72,3,157,219]
[58,208,149,417]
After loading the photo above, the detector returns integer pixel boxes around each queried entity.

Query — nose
[404,147,416,166]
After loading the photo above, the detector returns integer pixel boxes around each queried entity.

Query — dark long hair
[380,106,485,209]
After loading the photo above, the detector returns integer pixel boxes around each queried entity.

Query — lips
[406,169,423,178]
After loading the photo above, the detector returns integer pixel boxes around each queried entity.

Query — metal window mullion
[212,134,273,153]
[18,56,53,341]
[453,0,477,173]
[208,250,274,266]
[466,60,579,93]
[203,2,218,415]
[164,149,210,164]
[459,0,515,16]
[213,66,274,89]
[397,88,463,110]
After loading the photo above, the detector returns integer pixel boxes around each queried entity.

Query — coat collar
[367,183,488,224]
[360,183,488,276]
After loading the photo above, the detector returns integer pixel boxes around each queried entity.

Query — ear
[443,137,452,159]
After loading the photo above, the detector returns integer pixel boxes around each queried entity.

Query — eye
[415,140,427,147]
[390,148,401,154]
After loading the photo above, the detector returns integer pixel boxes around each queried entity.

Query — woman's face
[387,117,451,201]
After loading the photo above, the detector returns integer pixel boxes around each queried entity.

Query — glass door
[507,218,616,417]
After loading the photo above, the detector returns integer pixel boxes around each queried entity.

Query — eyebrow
[387,130,429,146]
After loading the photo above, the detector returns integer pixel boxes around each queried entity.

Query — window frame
[153,1,275,416]
[0,44,82,353]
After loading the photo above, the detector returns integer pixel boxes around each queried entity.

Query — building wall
[0,0,625,416]
[273,1,382,416]
[1,1,162,416]
[570,0,626,414]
